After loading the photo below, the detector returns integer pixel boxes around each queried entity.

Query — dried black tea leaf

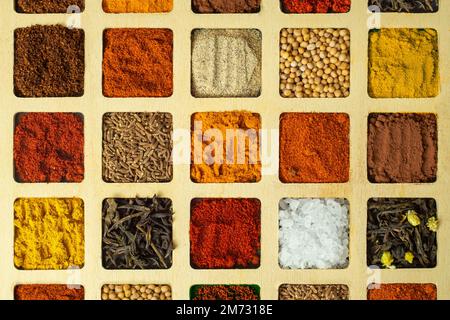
[102,196,173,269]
[367,198,437,269]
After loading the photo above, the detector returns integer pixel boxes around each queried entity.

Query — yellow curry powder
[368,28,439,98]
[191,111,261,183]
[103,0,173,13]
[14,198,84,270]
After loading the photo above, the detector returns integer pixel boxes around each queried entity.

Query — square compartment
[279,284,349,300]
[191,29,262,97]
[367,283,437,300]
[14,198,85,270]
[368,0,438,13]
[14,25,84,97]
[192,0,261,13]
[367,113,437,183]
[191,111,261,183]
[190,285,260,300]
[15,285,84,300]
[280,28,350,98]
[101,284,172,300]
[281,1,351,13]
[279,113,350,183]
[190,198,261,269]
[14,113,84,183]
[103,0,173,13]
[103,28,173,97]
[368,29,439,98]
[367,198,437,269]
[102,197,173,269]
[15,0,85,13]
[102,112,173,183]
[279,198,349,269]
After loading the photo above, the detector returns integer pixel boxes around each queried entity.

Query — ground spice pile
[190,198,261,269]
[282,0,351,13]
[103,113,173,183]
[367,113,437,183]
[279,284,349,300]
[279,198,349,269]
[14,25,84,97]
[368,0,438,12]
[15,285,84,300]
[102,197,173,270]
[280,28,350,98]
[14,113,84,183]
[193,0,261,13]
[368,29,439,98]
[102,284,172,300]
[14,198,85,270]
[191,285,260,300]
[103,28,173,97]
[191,29,261,97]
[103,0,173,13]
[16,0,85,13]
[280,113,349,183]
[368,284,437,300]
[191,111,261,183]
[367,198,437,269]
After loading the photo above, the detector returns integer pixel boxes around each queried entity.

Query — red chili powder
[368,284,437,300]
[192,285,260,300]
[14,113,84,183]
[282,0,351,13]
[279,113,350,183]
[190,198,261,269]
[15,285,84,300]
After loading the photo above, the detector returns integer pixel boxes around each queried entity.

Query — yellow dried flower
[406,210,421,227]
[426,217,438,232]
[381,251,394,268]
[405,252,414,264]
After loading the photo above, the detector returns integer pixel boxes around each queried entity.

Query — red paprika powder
[15,285,84,300]
[192,285,260,300]
[282,0,351,13]
[368,284,437,300]
[279,113,350,183]
[190,198,261,269]
[14,113,84,183]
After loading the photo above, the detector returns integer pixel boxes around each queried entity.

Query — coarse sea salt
[279,198,349,269]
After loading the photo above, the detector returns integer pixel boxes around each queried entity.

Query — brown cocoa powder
[367,113,437,183]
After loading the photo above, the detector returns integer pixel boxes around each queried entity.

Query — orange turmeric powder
[103,0,173,13]
[191,111,261,183]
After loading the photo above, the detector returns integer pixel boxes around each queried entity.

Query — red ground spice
[279,113,350,183]
[14,113,84,183]
[282,0,351,13]
[190,198,261,269]
[368,284,437,300]
[192,285,260,300]
[15,285,84,300]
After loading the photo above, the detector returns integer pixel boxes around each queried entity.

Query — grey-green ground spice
[279,284,349,300]
[191,29,262,97]
[102,112,173,183]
